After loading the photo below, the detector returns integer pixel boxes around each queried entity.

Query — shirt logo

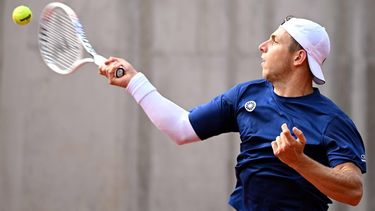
[361,154,366,162]
[244,101,256,112]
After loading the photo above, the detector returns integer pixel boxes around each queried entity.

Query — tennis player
[99,16,366,210]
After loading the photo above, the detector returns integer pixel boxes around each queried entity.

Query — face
[258,27,295,83]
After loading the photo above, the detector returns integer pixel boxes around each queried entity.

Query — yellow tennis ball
[12,5,32,25]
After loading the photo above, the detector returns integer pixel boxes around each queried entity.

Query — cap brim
[307,54,325,85]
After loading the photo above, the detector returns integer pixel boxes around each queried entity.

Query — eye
[270,36,278,46]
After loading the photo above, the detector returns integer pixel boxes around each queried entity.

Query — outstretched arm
[99,57,200,145]
[272,123,363,206]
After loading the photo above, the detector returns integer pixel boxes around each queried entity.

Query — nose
[258,40,268,53]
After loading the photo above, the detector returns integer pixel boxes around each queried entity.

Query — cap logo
[244,101,256,112]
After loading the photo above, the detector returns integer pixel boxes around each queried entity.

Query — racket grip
[115,68,125,78]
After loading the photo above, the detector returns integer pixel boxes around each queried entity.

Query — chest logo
[244,101,256,112]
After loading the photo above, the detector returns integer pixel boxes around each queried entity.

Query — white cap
[280,17,330,85]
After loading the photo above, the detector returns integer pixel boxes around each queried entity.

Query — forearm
[127,73,200,145]
[292,155,363,206]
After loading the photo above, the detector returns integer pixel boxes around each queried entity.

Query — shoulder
[231,79,271,95]
[222,79,271,102]
[235,79,270,88]
[316,92,350,118]
[315,93,359,134]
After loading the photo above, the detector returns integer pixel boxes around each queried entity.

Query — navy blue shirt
[188,79,366,211]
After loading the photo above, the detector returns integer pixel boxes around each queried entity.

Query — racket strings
[39,8,82,72]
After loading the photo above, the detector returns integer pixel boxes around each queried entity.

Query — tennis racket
[38,2,125,78]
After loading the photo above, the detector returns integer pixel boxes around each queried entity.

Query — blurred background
[1,0,374,210]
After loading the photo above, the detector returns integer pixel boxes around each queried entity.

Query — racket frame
[38,2,120,76]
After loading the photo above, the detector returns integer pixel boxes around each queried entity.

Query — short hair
[281,15,304,53]
[288,36,303,52]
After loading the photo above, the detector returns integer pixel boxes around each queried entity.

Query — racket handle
[115,68,125,78]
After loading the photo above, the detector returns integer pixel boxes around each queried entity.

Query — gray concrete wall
[0,0,373,211]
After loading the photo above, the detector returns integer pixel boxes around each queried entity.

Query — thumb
[292,127,306,145]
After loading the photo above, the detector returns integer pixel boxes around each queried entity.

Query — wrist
[289,153,312,172]
[123,71,138,88]
[127,72,156,104]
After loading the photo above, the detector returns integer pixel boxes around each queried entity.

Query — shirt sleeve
[324,115,366,173]
[188,85,240,140]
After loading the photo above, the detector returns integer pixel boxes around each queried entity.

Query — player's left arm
[272,123,363,206]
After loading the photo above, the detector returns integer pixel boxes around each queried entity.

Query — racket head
[38,2,91,75]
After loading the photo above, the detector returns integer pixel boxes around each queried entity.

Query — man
[99,16,366,210]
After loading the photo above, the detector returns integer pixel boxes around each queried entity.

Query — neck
[272,76,314,97]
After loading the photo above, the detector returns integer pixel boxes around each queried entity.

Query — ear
[293,49,308,66]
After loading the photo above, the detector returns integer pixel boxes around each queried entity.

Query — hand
[98,56,138,88]
[271,123,307,168]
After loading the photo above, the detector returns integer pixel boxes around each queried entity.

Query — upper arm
[324,116,366,173]
[189,87,240,140]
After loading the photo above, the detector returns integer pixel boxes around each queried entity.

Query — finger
[281,123,290,133]
[280,123,294,143]
[107,67,118,84]
[277,135,289,152]
[106,61,120,77]
[271,140,278,155]
[275,135,281,143]
[110,62,125,78]
[107,62,124,84]
[293,127,306,145]
[107,66,116,79]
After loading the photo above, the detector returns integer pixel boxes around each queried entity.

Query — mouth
[261,58,265,65]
